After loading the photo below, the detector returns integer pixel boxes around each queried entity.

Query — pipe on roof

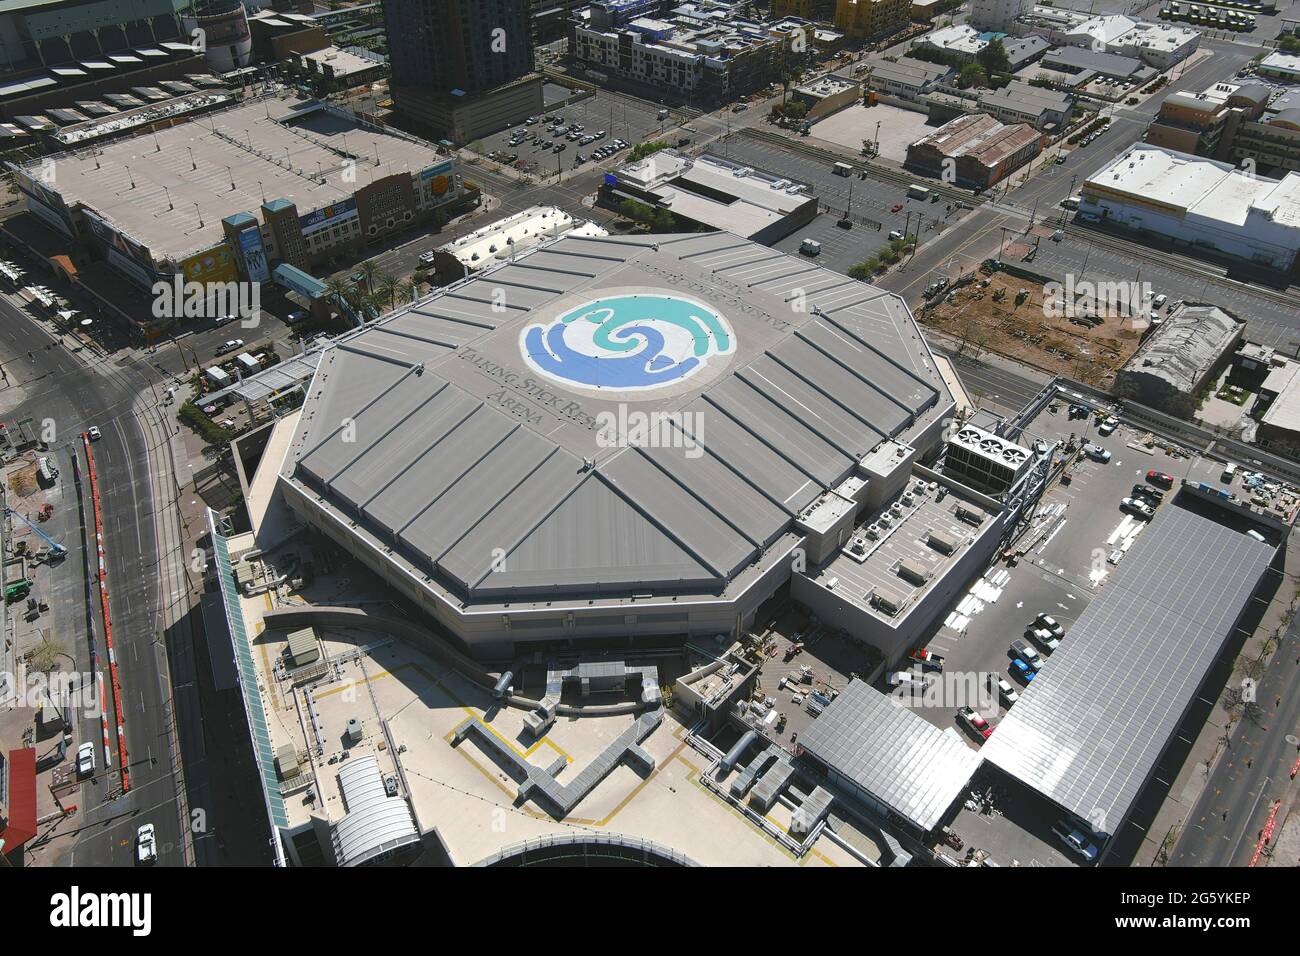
[720,729,758,774]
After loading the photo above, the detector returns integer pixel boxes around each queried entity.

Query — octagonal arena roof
[281,230,949,606]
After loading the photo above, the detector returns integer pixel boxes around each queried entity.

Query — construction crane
[4,507,67,558]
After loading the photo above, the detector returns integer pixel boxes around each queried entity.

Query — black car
[1132,483,1164,502]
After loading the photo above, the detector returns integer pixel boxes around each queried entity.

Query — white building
[435,206,607,275]
[969,0,1031,33]
[1063,15,1199,69]
[1259,52,1300,83]
[1081,145,1300,273]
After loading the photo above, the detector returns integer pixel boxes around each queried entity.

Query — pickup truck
[909,648,946,672]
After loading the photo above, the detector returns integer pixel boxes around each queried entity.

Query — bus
[907,183,933,200]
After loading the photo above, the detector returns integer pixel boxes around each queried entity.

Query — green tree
[375,271,398,309]
[977,38,1010,76]
[958,63,985,89]
[619,198,657,226]
[652,207,676,231]
[359,259,379,295]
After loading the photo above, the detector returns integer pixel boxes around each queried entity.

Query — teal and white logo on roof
[521,293,734,393]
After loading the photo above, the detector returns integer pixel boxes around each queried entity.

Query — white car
[136,824,157,865]
[1083,443,1110,462]
[990,674,1019,707]
[1034,613,1065,638]
[1025,625,1061,652]
[87,425,102,441]
[76,742,94,777]
[1098,416,1118,436]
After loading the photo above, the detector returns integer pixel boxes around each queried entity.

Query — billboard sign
[235,227,270,283]
[299,198,357,235]
[180,242,240,287]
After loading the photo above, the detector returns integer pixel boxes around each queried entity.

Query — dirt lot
[918,267,1143,387]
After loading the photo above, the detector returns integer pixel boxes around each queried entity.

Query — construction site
[918,264,1144,388]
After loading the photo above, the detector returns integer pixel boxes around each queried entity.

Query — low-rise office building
[1258,51,1300,84]
[791,75,863,121]
[865,56,953,104]
[978,81,1071,130]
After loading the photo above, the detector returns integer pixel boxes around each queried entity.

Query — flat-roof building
[1080,144,1300,276]
[8,93,467,337]
[603,150,818,243]
[1258,51,1300,83]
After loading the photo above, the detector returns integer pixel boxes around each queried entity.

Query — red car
[1146,470,1175,489]
[891,203,904,213]
[957,706,993,741]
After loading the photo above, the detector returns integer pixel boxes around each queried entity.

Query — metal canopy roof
[800,678,983,833]
[331,755,419,866]
[282,231,946,605]
[982,504,1273,839]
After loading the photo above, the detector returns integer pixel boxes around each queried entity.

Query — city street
[0,294,195,867]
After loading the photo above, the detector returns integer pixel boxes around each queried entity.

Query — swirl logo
[521,294,734,393]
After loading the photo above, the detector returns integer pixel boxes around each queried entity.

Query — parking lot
[468,89,683,175]
[886,393,1275,864]
[811,101,939,162]
[712,135,968,274]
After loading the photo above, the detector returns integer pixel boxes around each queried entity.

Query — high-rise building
[381,0,543,141]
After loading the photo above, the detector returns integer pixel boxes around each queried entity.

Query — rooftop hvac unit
[955,504,984,526]
[927,529,961,555]
[897,558,931,585]
[902,492,915,506]
[914,480,928,494]
[826,576,839,590]
[878,513,892,527]
[864,525,881,540]
[849,538,867,555]
[891,502,904,515]
[871,586,904,616]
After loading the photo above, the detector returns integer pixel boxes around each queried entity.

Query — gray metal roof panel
[981,505,1272,838]
[801,679,983,832]
[282,232,948,604]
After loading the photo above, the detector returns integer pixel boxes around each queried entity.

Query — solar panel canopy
[800,678,983,832]
[982,505,1273,838]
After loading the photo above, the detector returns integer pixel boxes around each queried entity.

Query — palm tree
[375,272,398,310]
[397,279,417,303]
[324,277,354,318]
[359,260,379,295]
